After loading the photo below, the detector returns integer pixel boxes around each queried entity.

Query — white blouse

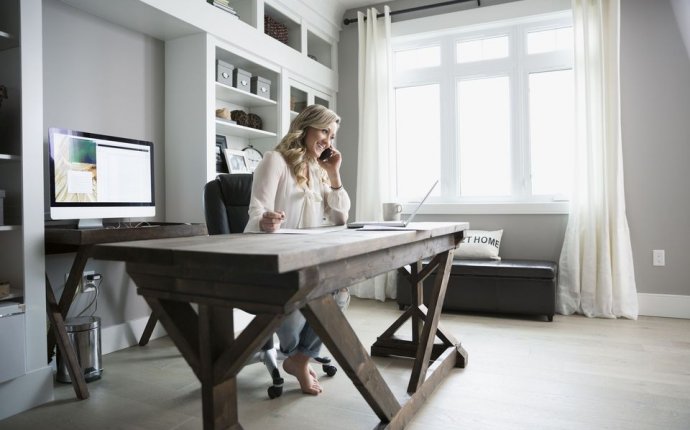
[244,151,351,232]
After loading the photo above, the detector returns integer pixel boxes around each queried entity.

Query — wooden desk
[92,222,468,430]
[44,222,208,400]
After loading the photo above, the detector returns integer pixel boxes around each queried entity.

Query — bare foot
[283,353,322,395]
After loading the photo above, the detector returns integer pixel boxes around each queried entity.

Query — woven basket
[230,110,249,126]
[264,15,288,44]
[247,113,263,130]
[230,110,262,130]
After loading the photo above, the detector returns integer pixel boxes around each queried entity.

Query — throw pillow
[456,229,503,260]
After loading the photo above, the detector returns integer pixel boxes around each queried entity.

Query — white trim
[638,293,690,319]
[100,315,167,355]
[402,201,569,215]
[0,366,54,421]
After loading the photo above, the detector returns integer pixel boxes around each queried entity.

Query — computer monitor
[48,127,155,228]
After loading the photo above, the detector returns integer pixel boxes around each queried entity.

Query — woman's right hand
[260,210,285,232]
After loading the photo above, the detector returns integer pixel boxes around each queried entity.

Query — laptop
[347,180,438,229]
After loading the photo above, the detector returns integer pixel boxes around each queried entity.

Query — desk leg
[45,275,89,400]
[198,305,239,430]
[141,291,283,430]
[371,250,468,391]
[138,312,158,346]
[302,295,401,423]
[47,246,92,362]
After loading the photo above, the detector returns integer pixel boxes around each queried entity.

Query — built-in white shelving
[0,0,52,420]
[215,119,277,139]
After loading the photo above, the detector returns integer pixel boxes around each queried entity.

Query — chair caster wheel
[323,364,337,377]
[267,385,283,399]
[314,356,331,364]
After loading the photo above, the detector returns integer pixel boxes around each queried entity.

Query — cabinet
[287,78,334,122]
[0,0,53,421]
[262,0,337,70]
[165,34,283,222]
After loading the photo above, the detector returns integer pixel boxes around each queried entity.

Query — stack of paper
[209,0,239,19]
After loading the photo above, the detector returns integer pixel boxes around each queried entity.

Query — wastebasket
[56,316,103,383]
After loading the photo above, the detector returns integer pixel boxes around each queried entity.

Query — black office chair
[203,173,336,399]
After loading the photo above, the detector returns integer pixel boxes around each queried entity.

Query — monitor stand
[78,218,104,229]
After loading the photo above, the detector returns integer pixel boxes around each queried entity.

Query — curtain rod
[343,0,481,26]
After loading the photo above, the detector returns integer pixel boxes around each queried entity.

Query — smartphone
[319,147,333,161]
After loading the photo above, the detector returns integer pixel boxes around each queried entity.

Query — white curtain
[557,0,638,319]
[349,6,397,301]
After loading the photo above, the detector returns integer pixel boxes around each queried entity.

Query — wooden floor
[2,297,690,430]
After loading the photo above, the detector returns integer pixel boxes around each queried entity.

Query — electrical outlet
[65,270,96,293]
[81,271,96,293]
[652,250,665,267]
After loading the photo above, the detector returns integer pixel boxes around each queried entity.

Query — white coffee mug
[382,202,403,221]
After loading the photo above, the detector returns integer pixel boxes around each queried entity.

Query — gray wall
[43,0,165,326]
[338,0,690,296]
[621,0,690,296]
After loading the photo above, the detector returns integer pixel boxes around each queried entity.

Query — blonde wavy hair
[275,104,340,187]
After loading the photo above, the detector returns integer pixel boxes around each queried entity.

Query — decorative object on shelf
[242,145,263,172]
[232,68,251,92]
[228,110,262,130]
[206,0,239,19]
[247,113,262,130]
[215,107,236,124]
[215,135,228,173]
[250,76,271,99]
[223,148,250,174]
[216,107,231,119]
[230,109,248,126]
[216,60,234,85]
[264,14,289,44]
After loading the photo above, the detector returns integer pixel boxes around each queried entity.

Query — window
[392,13,574,208]
[456,35,509,63]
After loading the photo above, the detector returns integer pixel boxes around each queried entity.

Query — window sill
[402,202,570,215]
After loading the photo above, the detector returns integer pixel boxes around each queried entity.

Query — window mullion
[513,25,530,200]
[440,35,456,199]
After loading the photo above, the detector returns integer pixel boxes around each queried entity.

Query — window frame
[391,12,574,215]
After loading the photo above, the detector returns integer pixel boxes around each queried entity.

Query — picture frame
[223,148,250,174]
[215,135,228,173]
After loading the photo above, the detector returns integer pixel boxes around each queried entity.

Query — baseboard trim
[101,309,255,355]
[0,366,54,420]
[638,293,690,319]
[101,315,167,355]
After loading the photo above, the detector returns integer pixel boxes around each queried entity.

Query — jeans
[277,288,350,358]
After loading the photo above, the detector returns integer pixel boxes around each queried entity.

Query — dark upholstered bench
[396,259,558,321]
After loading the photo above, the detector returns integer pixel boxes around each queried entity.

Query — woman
[244,104,350,395]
